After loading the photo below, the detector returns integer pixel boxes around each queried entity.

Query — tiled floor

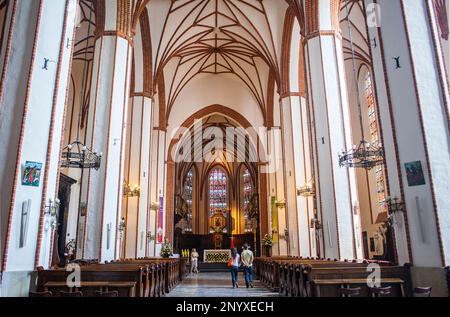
[167,272,280,297]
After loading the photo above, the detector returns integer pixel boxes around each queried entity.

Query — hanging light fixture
[61,6,101,171]
[61,141,102,170]
[338,0,384,170]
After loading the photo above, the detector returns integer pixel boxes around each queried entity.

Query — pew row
[35,258,188,297]
[254,257,412,297]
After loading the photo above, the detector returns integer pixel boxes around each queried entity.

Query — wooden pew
[109,258,186,295]
[255,257,408,297]
[36,266,146,297]
[305,264,412,297]
[78,263,152,297]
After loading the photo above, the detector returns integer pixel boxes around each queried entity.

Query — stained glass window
[243,169,253,210]
[242,168,254,233]
[184,169,193,232]
[365,72,386,213]
[209,168,228,217]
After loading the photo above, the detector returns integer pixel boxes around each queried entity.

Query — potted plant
[262,234,273,257]
[160,238,173,258]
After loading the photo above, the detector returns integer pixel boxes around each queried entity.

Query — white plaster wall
[104,0,117,32]
[4,0,70,272]
[101,37,131,261]
[402,0,450,266]
[318,0,333,31]
[125,97,142,258]
[83,35,131,261]
[133,24,144,94]
[306,37,339,259]
[137,97,152,258]
[281,97,299,256]
[363,0,410,264]
[166,74,264,136]
[291,96,314,257]
[377,0,443,267]
[0,0,39,270]
[322,35,354,260]
[37,0,78,268]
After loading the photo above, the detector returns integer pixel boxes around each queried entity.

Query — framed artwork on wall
[22,161,42,187]
[404,161,426,187]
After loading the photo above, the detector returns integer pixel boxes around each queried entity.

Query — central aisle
[167,272,280,297]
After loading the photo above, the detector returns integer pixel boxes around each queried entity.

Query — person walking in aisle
[241,243,254,288]
[230,247,240,288]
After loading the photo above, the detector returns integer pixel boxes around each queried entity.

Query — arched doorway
[170,113,261,260]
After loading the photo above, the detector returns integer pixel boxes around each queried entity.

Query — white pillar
[80,33,132,262]
[148,128,167,256]
[123,95,152,259]
[282,95,317,258]
[280,97,301,256]
[368,0,450,269]
[0,0,77,296]
[304,19,358,260]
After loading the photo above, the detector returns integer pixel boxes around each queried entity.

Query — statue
[245,194,259,219]
[175,194,189,224]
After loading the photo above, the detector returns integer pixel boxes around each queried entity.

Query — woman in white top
[230,247,240,288]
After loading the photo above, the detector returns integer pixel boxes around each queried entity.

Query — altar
[203,249,231,263]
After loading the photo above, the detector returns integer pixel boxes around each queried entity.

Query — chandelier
[61,141,102,170]
[339,0,384,170]
[339,141,384,170]
[123,182,140,198]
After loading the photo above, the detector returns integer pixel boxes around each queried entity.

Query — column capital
[130,91,154,100]
[303,30,342,42]
[95,31,134,46]
[279,92,306,100]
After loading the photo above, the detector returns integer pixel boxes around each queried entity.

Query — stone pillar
[148,128,167,256]
[367,0,450,273]
[280,97,301,256]
[123,94,153,259]
[80,31,132,262]
[263,123,288,256]
[280,94,317,258]
[304,1,358,260]
[147,127,159,256]
[0,0,77,296]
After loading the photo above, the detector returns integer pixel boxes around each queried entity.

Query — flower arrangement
[262,234,273,247]
[160,238,173,258]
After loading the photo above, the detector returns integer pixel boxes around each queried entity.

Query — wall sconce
[280,228,289,241]
[123,182,140,198]
[149,201,159,211]
[271,228,278,236]
[275,199,286,209]
[297,180,315,197]
[45,198,60,217]
[147,231,155,242]
[45,198,60,229]
[118,217,126,239]
[386,196,404,214]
